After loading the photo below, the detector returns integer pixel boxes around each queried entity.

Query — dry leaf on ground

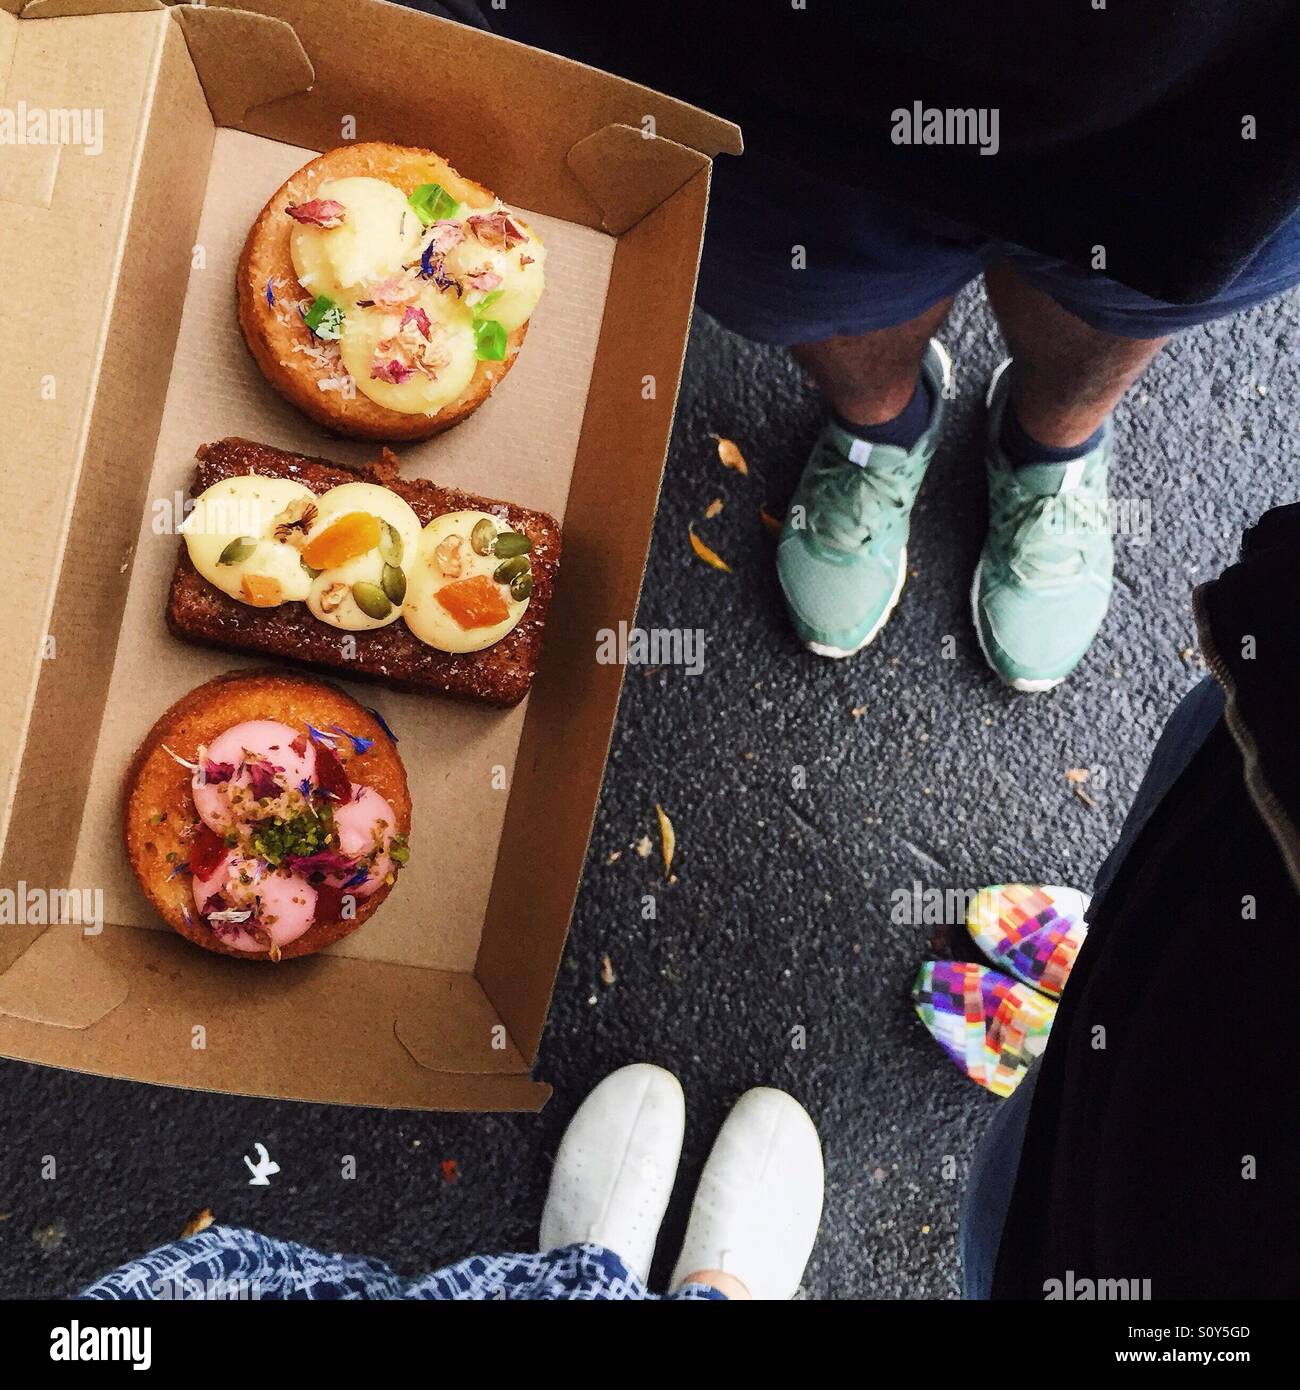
[655,804,676,877]
[600,954,616,986]
[688,523,732,572]
[711,433,749,475]
[704,497,724,520]
[635,835,653,858]
[180,1208,215,1239]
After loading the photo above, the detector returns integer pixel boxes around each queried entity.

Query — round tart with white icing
[238,142,545,441]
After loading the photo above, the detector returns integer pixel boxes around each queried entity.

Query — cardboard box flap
[0,928,552,1109]
[172,2,314,128]
[568,124,710,236]
[0,927,128,1029]
[173,0,741,230]
[394,1000,525,1076]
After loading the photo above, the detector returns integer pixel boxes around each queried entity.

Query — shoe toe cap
[977,575,1110,683]
[778,534,900,647]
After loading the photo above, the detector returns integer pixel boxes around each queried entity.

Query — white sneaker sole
[801,340,954,661]
[969,556,1066,693]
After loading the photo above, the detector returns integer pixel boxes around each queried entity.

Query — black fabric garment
[991,507,1300,1299]
[486,0,1300,305]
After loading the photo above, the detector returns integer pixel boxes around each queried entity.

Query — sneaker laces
[805,439,918,549]
[992,486,1109,587]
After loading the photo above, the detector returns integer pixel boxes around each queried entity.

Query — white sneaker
[670,1087,823,1299]
[539,1063,685,1284]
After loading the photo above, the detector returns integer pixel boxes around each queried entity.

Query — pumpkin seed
[381,563,407,605]
[379,519,403,565]
[470,517,498,555]
[218,536,257,565]
[351,580,392,619]
[493,554,530,584]
[491,530,532,558]
[509,570,533,602]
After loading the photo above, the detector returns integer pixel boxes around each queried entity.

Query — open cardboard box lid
[0,0,740,1109]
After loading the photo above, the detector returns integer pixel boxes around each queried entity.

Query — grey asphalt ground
[2,281,1296,1301]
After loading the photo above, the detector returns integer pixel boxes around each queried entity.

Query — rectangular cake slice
[166,437,561,708]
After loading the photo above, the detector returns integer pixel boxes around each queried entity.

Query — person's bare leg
[983,259,1168,447]
[682,1269,751,1299]
[790,296,954,427]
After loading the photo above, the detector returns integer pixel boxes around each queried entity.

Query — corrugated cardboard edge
[2,0,162,17]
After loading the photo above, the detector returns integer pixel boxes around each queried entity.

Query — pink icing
[185,720,403,952]
[192,849,317,952]
[334,786,398,897]
[191,721,316,832]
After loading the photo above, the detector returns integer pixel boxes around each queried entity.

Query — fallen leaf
[605,849,622,864]
[600,953,616,986]
[711,433,749,475]
[851,705,867,719]
[635,835,653,859]
[180,1208,214,1239]
[759,504,782,536]
[1071,785,1097,809]
[441,1159,460,1184]
[704,497,724,520]
[655,803,676,877]
[1065,768,1090,784]
[688,523,732,573]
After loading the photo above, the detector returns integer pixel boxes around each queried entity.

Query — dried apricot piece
[240,573,284,607]
[434,574,511,630]
[302,512,382,570]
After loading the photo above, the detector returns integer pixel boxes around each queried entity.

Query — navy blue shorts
[696,153,1300,344]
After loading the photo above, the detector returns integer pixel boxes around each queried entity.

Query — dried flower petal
[688,523,732,573]
[372,358,415,385]
[285,198,346,228]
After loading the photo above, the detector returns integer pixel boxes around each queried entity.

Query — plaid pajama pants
[75,1226,724,1301]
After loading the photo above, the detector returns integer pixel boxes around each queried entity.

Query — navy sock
[833,374,933,451]
[999,404,1104,467]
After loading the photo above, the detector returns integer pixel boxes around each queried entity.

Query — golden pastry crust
[123,669,412,960]
[237,141,530,441]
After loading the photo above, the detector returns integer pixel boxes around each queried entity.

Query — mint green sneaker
[972,359,1114,692]
[778,339,951,657]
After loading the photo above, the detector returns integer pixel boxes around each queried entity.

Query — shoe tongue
[823,420,910,471]
[823,420,876,468]
[1008,457,1087,497]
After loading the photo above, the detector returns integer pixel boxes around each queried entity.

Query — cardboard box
[0,0,740,1109]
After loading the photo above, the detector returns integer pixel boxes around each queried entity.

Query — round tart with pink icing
[124,671,411,961]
